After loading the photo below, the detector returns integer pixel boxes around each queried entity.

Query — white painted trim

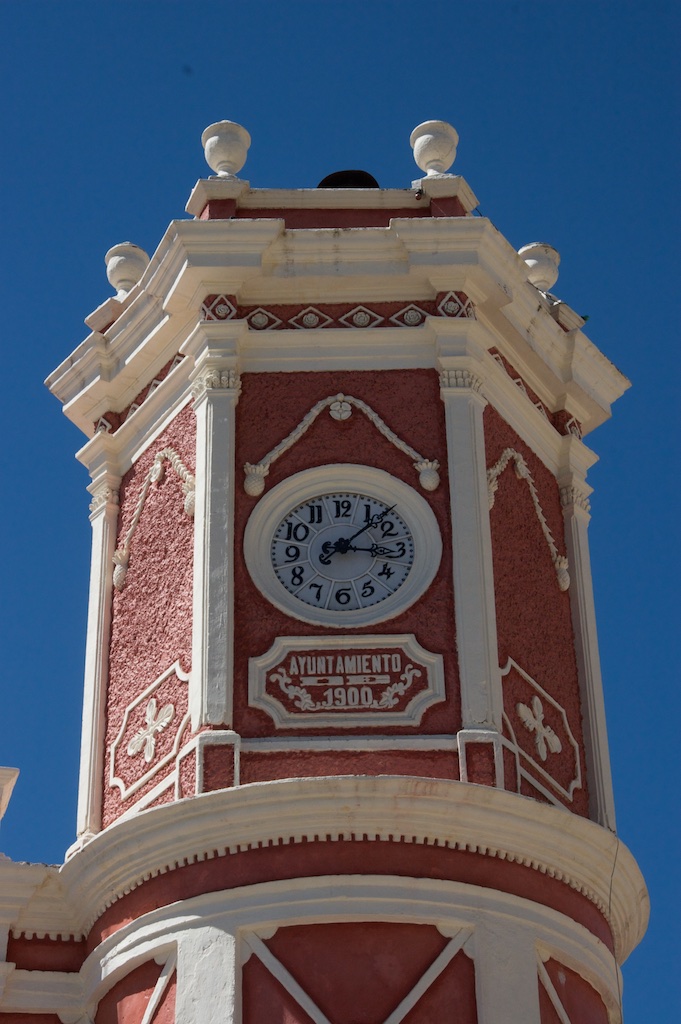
[245,932,332,1024]
[77,876,622,1024]
[49,216,627,441]
[73,474,120,843]
[109,662,190,801]
[438,360,503,732]
[0,967,83,1017]
[0,768,18,821]
[185,327,245,729]
[472,919,541,1024]
[560,484,617,830]
[248,634,445,728]
[537,958,573,1024]
[195,730,241,791]
[457,729,504,785]
[140,949,176,1024]
[55,777,647,959]
[501,659,582,802]
[175,927,237,1024]
[243,465,442,629]
[239,735,457,752]
[383,929,470,1024]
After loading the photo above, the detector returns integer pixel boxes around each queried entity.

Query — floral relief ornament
[516,695,562,761]
[127,697,175,762]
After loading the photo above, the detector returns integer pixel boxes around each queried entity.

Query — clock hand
[348,544,401,558]
[318,506,398,565]
[344,505,396,546]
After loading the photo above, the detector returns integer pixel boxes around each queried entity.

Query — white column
[175,927,237,1024]
[439,369,502,731]
[185,323,245,730]
[560,481,616,830]
[73,465,120,845]
[473,920,541,1024]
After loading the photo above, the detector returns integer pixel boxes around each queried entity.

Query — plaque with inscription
[248,635,445,728]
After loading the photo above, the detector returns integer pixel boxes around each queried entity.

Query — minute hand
[345,505,396,544]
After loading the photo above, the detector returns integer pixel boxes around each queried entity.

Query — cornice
[0,862,80,941]
[53,777,647,960]
[48,214,629,443]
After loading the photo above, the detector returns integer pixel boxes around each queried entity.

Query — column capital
[560,484,592,515]
[191,367,242,401]
[439,367,485,393]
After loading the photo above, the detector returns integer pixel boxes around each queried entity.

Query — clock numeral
[379,519,397,538]
[377,563,394,580]
[285,544,300,562]
[291,565,305,587]
[285,521,310,542]
[363,503,373,523]
[360,580,375,598]
[335,586,352,605]
[306,503,323,524]
[333,499,352,518]
[308,583,323,603]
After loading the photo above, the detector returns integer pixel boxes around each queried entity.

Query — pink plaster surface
[233,369,459,749]
[484,406,589,817]
[239,749,459,785]
[102,405,195,827]
[540,959,608,1024]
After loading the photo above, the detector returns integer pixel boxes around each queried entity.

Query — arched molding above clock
[243,465,442,628]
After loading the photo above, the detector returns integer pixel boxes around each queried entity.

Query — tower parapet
[0,119,647,1023]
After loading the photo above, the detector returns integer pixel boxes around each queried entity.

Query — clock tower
[0,119,647,1022]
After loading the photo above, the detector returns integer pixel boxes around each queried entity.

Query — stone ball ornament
[105,242,150,299]
[201,119,251,178]
[410,120,459,176]
[518,242,561,292]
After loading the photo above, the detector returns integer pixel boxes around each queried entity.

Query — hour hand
[349,543,400,558]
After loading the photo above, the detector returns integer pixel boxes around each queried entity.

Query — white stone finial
[518,243,561,292]
[410,120,459,176]
[201,120,251,178]
[105,243,150,299]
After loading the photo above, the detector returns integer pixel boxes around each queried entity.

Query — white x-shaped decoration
[244,927,471,1024]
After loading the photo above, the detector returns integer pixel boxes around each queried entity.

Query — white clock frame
[243,464,443,628]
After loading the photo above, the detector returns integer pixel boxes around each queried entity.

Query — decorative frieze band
[94,355,185,435]
[201,291,476,329]
[487,448,570,591]
[244,392,440,496]
[113,448,195,590]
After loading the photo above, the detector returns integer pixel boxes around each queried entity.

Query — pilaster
[473,920,541,1024]
[72,441,121,845]
[175,926,237,1024]
[559,466,616,830]
[183,322,247,728]
[438,361,502,735]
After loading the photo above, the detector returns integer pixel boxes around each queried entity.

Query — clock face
[244,465,442,628]
[271,492,415,614]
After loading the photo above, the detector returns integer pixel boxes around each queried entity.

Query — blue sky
[0,1,678,1018]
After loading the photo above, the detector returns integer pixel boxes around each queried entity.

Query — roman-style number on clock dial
[270,493,415,612]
